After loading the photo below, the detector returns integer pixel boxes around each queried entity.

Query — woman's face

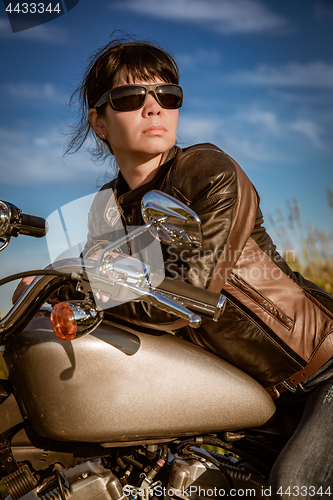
[91,67,179,167]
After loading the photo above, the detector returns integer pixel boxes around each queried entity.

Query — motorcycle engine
[165,448,268,500]
[4,461,126,500]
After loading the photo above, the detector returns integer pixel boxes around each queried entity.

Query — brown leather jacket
[83,143,333,397]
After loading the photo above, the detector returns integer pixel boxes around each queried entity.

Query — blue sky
[1,0,333,312]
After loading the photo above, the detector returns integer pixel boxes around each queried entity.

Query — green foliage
[0,481,8,497]
[268,190,333,294]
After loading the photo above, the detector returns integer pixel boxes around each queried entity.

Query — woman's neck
[116,151,169,190]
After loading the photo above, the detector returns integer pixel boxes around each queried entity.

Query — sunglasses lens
[109,84,183,111]
[111,86,146,111]
[156,85,183,109]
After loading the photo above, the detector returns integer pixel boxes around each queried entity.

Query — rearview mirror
[141,191,203,248]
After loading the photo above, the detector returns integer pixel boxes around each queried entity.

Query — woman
[16,36,333,497]
[75,37,333,498]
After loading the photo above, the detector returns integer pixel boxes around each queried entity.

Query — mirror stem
[96,217,167,274]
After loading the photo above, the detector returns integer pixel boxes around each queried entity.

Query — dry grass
[268,190,333,294]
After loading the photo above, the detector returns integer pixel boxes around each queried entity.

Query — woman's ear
[88,108,108,140]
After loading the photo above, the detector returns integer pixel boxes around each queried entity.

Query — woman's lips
[143,125,167,135]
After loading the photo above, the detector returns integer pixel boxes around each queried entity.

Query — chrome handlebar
[0,192,226,341]
[0,254,226,342]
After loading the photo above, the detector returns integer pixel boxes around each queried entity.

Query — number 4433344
[5,3,62,14]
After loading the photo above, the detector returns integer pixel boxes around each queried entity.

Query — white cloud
[177,113,284,165]
[2,82,65,104]
[289,119,324,149]
[178,104,328,168]
[224,61,333,88]
[176,48,221,68]
[178,116,218,144]
[0,127,103,186]
[269,89,333,104]
[235,110,281,135]
[112,0,288,34]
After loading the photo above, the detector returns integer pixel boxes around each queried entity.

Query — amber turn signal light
[50,300,104,341]
[50,302,77,341]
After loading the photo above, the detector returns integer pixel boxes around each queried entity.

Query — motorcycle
[0,191,281,500]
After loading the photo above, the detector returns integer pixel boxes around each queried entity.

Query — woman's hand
[12,275,36,304]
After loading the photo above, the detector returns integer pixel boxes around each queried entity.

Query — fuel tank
[3,314,275,443]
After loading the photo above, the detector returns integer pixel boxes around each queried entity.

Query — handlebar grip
[20,212,48,238]
[0,201,48,239]
[157,277,223,309]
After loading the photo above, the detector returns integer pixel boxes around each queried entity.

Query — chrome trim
[0,261,87,340]
[0,257,203,342]
[213,294,227,322]
[151,288,226,322]
[0,238,10,253]
[0,201,10,238]
[97,218,165,274]
[142,288,201,328]
[0,191,218,340]
[0,274,61,335]
[141,190,203,248]
[0,201,11,251]
[82,271,202,328]
[98,254,151,287]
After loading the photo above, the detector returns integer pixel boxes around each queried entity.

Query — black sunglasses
[93,83,183,111]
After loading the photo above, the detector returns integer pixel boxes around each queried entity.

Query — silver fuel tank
[2,315,275,444]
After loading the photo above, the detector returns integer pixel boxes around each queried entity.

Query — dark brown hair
[65,34,180,159]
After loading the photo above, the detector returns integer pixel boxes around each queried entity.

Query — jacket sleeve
[163,145,259,292]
